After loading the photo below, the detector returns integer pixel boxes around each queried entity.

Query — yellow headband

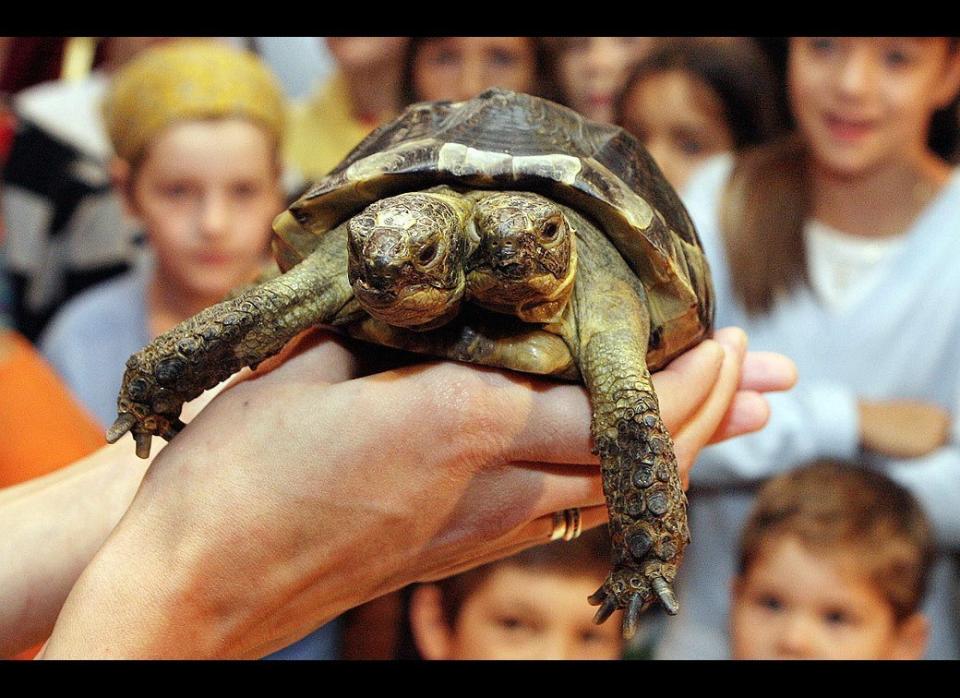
[103,39,286,162]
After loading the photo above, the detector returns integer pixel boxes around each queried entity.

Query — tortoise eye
[541,219,562,242]
[418,242,440,265]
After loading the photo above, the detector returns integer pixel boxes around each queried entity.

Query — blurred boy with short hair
[409,528,624,660]
[730,460,932,660]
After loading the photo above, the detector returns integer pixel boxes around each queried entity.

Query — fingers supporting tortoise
[670,328,747,486]
[707,390,770,445]
[424,327,792,470]
[648,338,726,429]
[420,504,610,583]
[737,349,798,394]
[501,338,726,466]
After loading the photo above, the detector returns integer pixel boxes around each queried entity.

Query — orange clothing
[0,330,104,488]
[1,330,104,659]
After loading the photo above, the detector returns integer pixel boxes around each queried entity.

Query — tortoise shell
[273,88,714,370]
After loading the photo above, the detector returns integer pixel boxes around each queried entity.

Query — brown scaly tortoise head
[466,191,577,324]
[347,187,476,331]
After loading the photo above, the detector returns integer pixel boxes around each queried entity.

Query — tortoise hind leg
[109,224,362,458]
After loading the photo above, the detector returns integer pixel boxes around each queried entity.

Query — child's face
[788,37,960,177]
[428,565,623,660]
[556,37,653,123]
[620,69,734,191]
[730,535,926,660]
[325,37,408,72]
[126,119,283,303]
[412,37,537,103]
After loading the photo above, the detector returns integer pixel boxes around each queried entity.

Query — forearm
[880,449,960,548]
[866,408,960,548]
[0,442,150,656]
[690,382,860,487]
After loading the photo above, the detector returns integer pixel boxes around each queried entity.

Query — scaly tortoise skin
[108,89,714,638]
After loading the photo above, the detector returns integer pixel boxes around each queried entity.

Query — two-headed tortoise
[108,88,715,638]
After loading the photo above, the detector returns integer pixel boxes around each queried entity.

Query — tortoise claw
[134,431,153,459]
[106,413,137,443]
[587,586,606,606]
[652,576,679,616]
[592,594,618,625]
[623,593,650,640]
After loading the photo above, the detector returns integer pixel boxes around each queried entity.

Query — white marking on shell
[344,140,430,181]
[438,143,511,177]
[344,152,389,182]
[513,153,581,184]
[618,185,655,230]
[437,143,582,184]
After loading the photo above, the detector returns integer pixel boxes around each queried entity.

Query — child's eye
[884,49,913,68]
[677,137,705,156]
[159,183,193,199]
[823,608,853,626]
[808,37,838,55]
[496,615,534,634]
[579,629,607,645]
[431,47,459,67]
[231,182,262,199]
[489,48,519,68]
[757,593,784,612]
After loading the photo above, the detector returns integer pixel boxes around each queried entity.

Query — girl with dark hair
[400,37,558,105]
[549,37,654,123]
[616,38,785,190]
[656,37,960,660]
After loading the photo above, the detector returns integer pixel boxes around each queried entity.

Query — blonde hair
[102,39,286,164]
[738,460,934,621]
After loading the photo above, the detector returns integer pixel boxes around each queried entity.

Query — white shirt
[804,219,908,314]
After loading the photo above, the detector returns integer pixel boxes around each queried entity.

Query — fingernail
[714,327,747,358]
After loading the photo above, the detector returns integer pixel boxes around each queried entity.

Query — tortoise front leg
[108,226,362,458]
[575,281,688,638]
[565,212,688,639]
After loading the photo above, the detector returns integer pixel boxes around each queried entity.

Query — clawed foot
[588,567,679,640]
[106,351,193,458]
[106,408,185,459]
[105,295,273,458]
[105,333,221,458]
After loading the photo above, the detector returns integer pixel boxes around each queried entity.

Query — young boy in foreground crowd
[408,528,624,660]
[730,460,932,660]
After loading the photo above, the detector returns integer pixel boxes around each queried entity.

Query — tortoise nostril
[369,275,392,291]
[495,241,516,260]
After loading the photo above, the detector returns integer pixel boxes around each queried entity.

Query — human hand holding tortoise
[42,325,793,658]
[104,89,772,638]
